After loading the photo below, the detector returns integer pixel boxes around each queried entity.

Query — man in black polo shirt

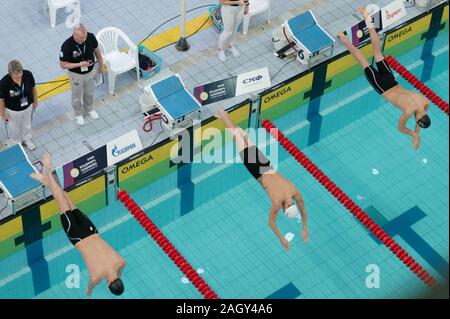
[60,23,105,126]
[0,60,38,150]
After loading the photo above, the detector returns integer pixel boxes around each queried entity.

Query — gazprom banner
[56,130,143,189]
[106,130,143,166]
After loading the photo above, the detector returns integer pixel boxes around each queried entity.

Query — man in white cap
[215,106,309,251]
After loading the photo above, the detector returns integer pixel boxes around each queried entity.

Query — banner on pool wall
[259,72,313,114]
[117,139,178,184]
[193,67,271,105]
[384,11,433,49]
[106,130,143,166]
[56,146,108,190]
[382,0,408,28]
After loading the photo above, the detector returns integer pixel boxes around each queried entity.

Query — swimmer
[30,153,126,297]
[215,106,309,251]
[338,7,431,150]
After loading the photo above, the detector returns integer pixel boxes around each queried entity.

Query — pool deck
[0,0,431,219]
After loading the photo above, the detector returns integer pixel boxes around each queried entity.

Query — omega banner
[56,130,142,189]
[193,67,271,105]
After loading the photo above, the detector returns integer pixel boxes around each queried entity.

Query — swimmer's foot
[337,32,348,42]
[214,106,228,120]
[30,172,49,186]
[360,7,374,28]
[359,7,370,19]
[42,152,52,171]
[215,106,237,130]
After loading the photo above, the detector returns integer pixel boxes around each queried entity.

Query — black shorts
[240,145,273,180]
[61,209,98,246]
[364,59,398,95]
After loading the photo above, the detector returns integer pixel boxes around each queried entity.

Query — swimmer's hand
[302,228,310,243]
[86,289,92,297]
[280,238,290,251]
[412,133,420,150]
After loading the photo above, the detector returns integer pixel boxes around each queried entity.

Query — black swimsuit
[240,145,273,180]
[61,209,98,246]
[364,59,398,95]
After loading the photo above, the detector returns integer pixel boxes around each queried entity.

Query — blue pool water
[0,33,448,299]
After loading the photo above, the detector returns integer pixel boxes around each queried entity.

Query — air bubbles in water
[285,233,295,242]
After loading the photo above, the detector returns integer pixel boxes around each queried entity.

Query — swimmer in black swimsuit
[31,153,126,297]
[215,106,309,251]
[338,7,431,150]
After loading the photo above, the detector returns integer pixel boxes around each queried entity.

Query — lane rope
[117,190,219,299]
[385,55,449,115]
[260,119,439,288]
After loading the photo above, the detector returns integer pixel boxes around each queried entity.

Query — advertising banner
[56,146,107,190]
[193,67,271,105]
[106,130,143,166]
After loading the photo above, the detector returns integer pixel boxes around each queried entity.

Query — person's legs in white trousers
[5,107,34,150]
[228,7,244,57]
[218,5,244,61]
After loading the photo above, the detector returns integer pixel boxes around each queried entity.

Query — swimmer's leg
[215,106,254,153]
[360,7,384,62]
[338,31,370,69]
[30,153,71,214]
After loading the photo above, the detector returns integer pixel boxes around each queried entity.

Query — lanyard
[14,82,25,97]
[76,43,86,59]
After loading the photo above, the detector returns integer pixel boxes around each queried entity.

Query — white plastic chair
[242,0,271,35]
[46,0,81,28]
[96,27,140,94]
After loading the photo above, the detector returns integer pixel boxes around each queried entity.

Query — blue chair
[284,10,335,68]
[0,144,45,214]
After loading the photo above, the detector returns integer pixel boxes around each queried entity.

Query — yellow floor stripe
[36,13,213,103]
[140,13,213,51]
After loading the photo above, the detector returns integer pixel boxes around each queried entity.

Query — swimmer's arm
[86,275,101,296]
[397,113,417,138]
[268,204,283,242]
[294,191,308,229]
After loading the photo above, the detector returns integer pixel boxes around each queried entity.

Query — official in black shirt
[0,60,37,150]
[60,23,105,126]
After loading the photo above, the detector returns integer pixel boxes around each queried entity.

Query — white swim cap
[284,205,299,219]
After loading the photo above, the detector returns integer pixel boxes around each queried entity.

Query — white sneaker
[75,115,85,125]
[88,110,99,120]
[22,140,36,151]
[217,49,226,62]
[229,46,240,58]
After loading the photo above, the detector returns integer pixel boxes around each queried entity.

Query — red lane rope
[117,190,219,299]
[385,55,449,115]
[260,119,438,288]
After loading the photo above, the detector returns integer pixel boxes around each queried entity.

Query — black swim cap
[417,114,431,129]
[109,278,124,296]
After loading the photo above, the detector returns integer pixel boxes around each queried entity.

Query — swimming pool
[0,29,448,299]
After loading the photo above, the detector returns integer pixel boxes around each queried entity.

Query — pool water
[0,33,448,299]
